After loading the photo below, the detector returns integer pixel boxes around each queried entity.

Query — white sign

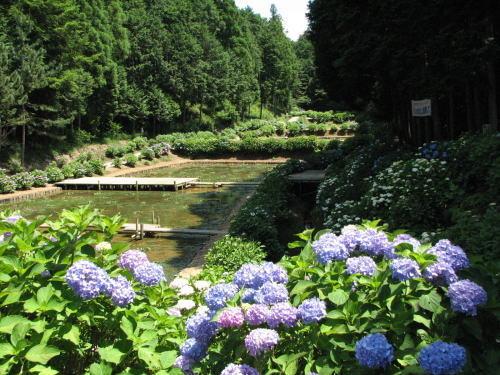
[411,99,432,117]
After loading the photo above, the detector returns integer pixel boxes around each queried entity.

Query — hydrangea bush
[176,221,490,374]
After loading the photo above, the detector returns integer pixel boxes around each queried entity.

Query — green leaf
[290,280,316,295]
[0,315,30,334]
[418,290,442,313]
[159,350,177,369]
[30,364,59,375]
[89,363,112,375]
[120,316,134,339]
[98,345,125,365]
[327,289,349,306]
[37,286,54,306]
[11,322,30,348]
[25,344,60,364]
[0,343,15,358]
[62,325,80,346]
[413,314,431,328]
[24,297,41,313]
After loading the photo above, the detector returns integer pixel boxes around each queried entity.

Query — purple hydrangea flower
[205,283,239,310]
[186,309,219,343]
[221,363,260,375]
[261,262,288,284]
[418,341,466,375]
[254,282,289,305]
[267,302,298,328]
[245,304,270,326]
[132,262,165,286]
[428,240,469,271]
[107,276,135,306]
[118,250,149,271]
[392,234,421,251]
[338,225,362,252]
[358,229,394,258]
[390,258,422,281]
[180,338,207,362]
[219,307,245,328]
[4,214,22,224]
[244,328,279,357]
[312,233,350,264]
[241,288,257,303]
[447,280,487,316]
[355,333,394,369]
[174,355,194,373]
[234,264,263,289]
[423,262,458,286]
[346,256,377,276]
[41,270,51,278]
[298,297,326,324]
[65,260,110,300]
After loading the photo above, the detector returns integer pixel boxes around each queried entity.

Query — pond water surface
[0,163,276,277]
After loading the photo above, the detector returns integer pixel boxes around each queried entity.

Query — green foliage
[204,236,266,274]
[45,167,64,184]
[124,154,138,167]
[0,207,185,373]
[0,175,16,194]
[30,170,48,188]
[12,172,34,190]
[112,158,122,168]
[141,147,155,161]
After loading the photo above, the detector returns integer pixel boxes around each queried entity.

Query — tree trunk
[473,85,482,129]
[431,97,441,140]
[259,100,263,119]
[21,124,26,167]
[487,61,498,131]
[449,91,455,139]
[465,82,474,132]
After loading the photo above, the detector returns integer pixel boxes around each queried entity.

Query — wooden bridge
[56,177,199,191]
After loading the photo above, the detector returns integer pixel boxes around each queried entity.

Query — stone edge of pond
[0,186,63,204]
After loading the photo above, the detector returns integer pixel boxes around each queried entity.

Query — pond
[0,162,276,277]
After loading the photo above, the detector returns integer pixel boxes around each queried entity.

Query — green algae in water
[0,163,274,276]
[131,162,276,181]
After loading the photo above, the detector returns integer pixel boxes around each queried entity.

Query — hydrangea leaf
[25,344,60,365]
[98,345,125,364]
[0,315,30,334]
[328,289,349,306]
[418,290,442,312]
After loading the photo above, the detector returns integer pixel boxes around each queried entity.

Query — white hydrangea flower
[178,285,195,296]
[167,307,182,317]
[95,241,112,252]
[175,299,196,311]
[194,280,211,291]
[196,305,210,315]
[169,277,189,290]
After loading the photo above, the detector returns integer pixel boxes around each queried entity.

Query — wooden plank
[287,170,326,182]
[55,177,199,190]
[121,223,223,236]
[191,181,260,187]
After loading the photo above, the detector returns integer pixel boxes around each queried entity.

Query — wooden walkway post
[140,223,144,239]
[135,217,139,238]
[98,180,101,191]
[174,180,178,191]
[135,180,139,192]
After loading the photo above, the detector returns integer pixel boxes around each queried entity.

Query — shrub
[86,158,105,175]
[132,136,148,150]
[72,129,93,145]
[204,236,266,274]
[124,153,138,167]
[141,147,155,160]
[31,169,48,187]
[12,172,34,190]
[61,164,75,179]
[190,223,493,374]
[286,122,302,136]
[71,162,89,178]
[45,166,65,183]
[6,158,23,173]
[0,175,16,193]
[112,157,122,168]
[105,144,127,158]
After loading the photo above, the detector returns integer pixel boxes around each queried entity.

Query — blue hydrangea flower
[312,233,350,264]
[447,279,487,316]
[392,234,421,251]
[261,262,288,284]
[205,283,239,310]
[241,288,257,303]
[234,264,263,289]
[65,260,110,300]
[423,262,458,286]
[358,229,394,258]
[338,225,362,252]
[218,307,245,328]
[355,333,394,369]
[298,297,326,324]
[346,256,377,276]
[118,249,149,271]
[267,302,298,328]
[180,338,207,362]
[186,309,219,343]
[428,240,469,271]
[4,214,22,224]
[132,262,165,286]
[418,341,466,375]
[107,276,135,306]
[244,328,279,357]
[245,304,270,326]
[41,270,51,278]
[254,282,289,305]
[221,363,260,375]
[390,258,422,281]
[174,355,194,372]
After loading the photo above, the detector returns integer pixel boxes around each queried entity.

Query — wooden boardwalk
[288,170,326,182]
[121,223,224,236]
[56,177,198,191]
